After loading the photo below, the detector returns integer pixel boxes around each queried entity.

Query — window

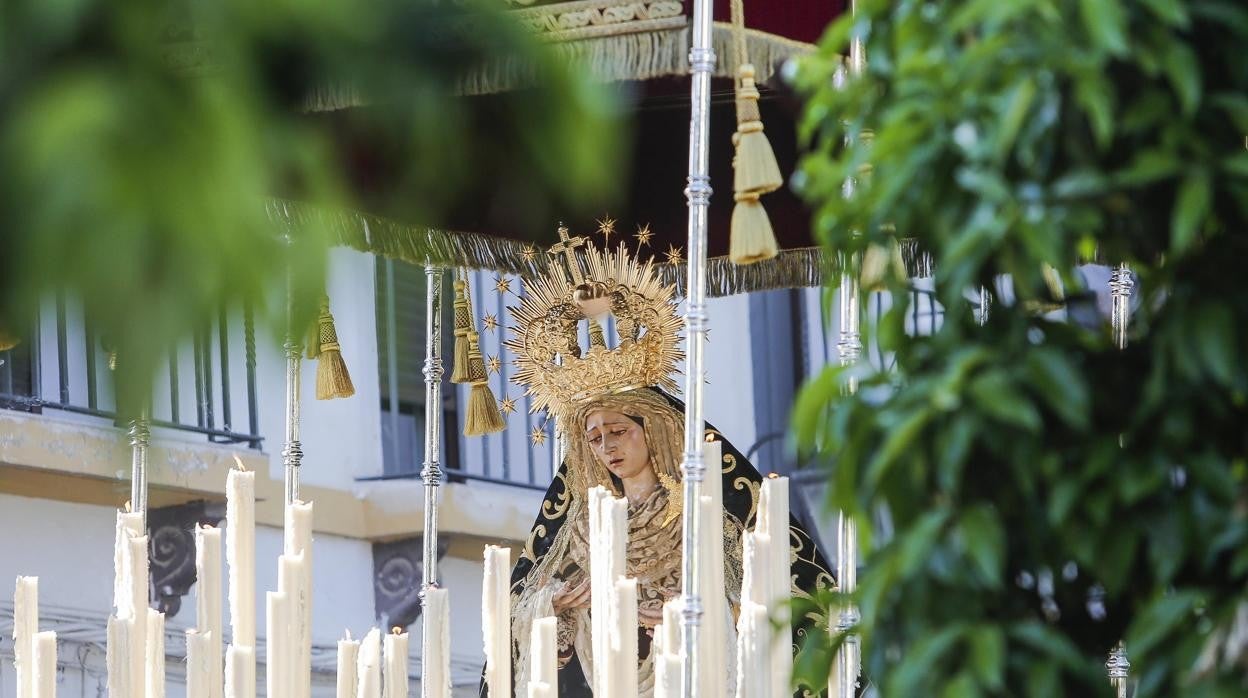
[375,259,460,476]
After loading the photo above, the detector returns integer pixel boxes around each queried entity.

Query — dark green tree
[792,0,1247,695]
[0,0,621,409]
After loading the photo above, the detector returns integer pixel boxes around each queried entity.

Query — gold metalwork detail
[506,239,683,422]
[664,243,684,266]
[530,425,549,446]
[634,222,654,249]
[499,395,518,415]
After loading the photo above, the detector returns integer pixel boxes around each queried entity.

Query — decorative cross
[548,223,589,284]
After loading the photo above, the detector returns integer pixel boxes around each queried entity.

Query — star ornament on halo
[493,275,513,296]
[486,354,502,374]
[520,245,537,264]
[530,425,549,447]
[482,313,500,333]
[664,244,684,266]
[596,215,617,246]
[634,223,654,249]
[499,396,517,416]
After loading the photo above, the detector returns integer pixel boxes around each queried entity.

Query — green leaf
[1024,348,1090,429]
[995,78,1037,162]
[891,624,965,696]
[967,625,1006,690]
[1140,0,1190,26]
[1171,171,1211,254]
[960,506,1006,588]
[1163,41,1202,116]
[1126,591,1200,657]
[1079,0,1130,56]
[1194,304,1236,386]
[968,370,1042,432]
[1074,76,1115,148]
[865,408,932,489]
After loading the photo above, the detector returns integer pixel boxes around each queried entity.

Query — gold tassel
[732,65,783,195]
[313,298,355,400]
[450,279,473,384]
[463,330,506,436]
[729,64,783,266]
[861,239,908,292]
[729,192,779,265]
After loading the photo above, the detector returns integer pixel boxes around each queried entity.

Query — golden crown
[505,226,683,423]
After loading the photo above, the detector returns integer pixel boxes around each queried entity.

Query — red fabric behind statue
[701,0,846,45]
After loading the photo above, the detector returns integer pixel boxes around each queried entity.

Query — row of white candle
[335,625,414,698]
[12,576,57,698]
[108,508,163,698]
[587,485,639,698]
[736,474,792,698]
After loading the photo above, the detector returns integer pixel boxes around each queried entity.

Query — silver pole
[833,8,865,695]
[283,269,304,506]
[129,406,151,529]
[420,264,445,698]
[1107,264,1134,695]
[680,0,715,693]
[1109,264,1133,351]
[1107,642,1131,698]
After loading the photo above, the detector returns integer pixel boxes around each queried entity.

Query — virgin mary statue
[492,240,834,697]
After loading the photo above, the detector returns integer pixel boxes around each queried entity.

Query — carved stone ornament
[372,536,449,631]
[147,500,225,618]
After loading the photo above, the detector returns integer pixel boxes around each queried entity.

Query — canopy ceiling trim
[302,21,814,112]
[268,200,938,297]
[266,199,548,277]
[656,242,936,297]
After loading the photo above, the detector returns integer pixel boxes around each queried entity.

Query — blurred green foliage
[0,0,621,412]
[792,0,1247,695]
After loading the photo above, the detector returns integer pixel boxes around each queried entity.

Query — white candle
[382,631,409,698]
[697,441,727,697]
[734,602,769,698]
[284,502,314,698]
[481,545,511,698]
[14,576,39,698]
[196,525,224,698]
[759,476,792,698]
[186,630,212,698]
[114,510,144,614]
[653,599,683,698]
[356,628,381,698]
[146,608,165,698]
[336,636,359,698]
[526,682,553,698]
[106,616,131,696]
[421,588,452,698]
[226,467,256,649]
[33,631,56,698]
[529,616,557,690]
[126,534,149,698]
[225,645,255,698]
[265,592,289,698]
[588,487,627,697]
[610,578,638,698]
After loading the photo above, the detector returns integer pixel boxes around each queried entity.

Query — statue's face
[584,409,651,481]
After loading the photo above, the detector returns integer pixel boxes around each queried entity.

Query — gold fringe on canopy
[266,199,548,277]
[657,242,935,297]
[300,23,815,110]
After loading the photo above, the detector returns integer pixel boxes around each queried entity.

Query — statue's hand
[552,576,591,614]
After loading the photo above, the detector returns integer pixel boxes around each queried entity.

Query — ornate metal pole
[419,264,445,697]
[129,406,151,528]
[283,267,304,505]
[832,9,866,696]
[1107,263,1134,697]
[679,0,715,693]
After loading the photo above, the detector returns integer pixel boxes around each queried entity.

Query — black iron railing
[0,296,263,449]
